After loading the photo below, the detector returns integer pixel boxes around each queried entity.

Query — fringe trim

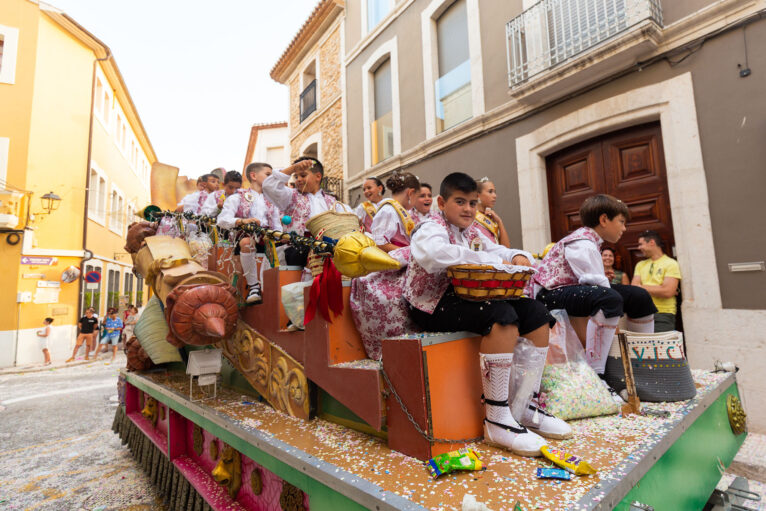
[111,406,214,511]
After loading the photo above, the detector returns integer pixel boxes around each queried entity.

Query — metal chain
[379,362,484,445]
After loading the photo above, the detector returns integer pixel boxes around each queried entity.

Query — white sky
[46,0,320,178]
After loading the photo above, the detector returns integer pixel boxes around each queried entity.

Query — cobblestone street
[0,357,164,510]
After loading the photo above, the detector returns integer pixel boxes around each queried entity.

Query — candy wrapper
[536,467,572,480]
[541,446,597,476]
[427,448,483,478]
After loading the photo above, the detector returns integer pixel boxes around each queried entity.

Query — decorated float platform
[116,185,750,510]
[115,361,744,511]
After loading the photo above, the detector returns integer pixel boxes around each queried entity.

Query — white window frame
[126,201,137,235]
[0,24,20,85]
[88,163,108,226]
[299,55,321,117]
[362,0,395,36]
[421,0,484,139]
[0,137,9,186]
[361,36,401,170]
[108,184,125,235]
[93,67,113,131]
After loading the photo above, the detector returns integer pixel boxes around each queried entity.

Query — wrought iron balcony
[300,80,317,122]
[506,0,663,88]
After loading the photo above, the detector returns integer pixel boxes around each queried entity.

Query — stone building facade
[271,1,345,190]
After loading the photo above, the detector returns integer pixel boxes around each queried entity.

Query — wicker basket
[447,264,533,301]
[306,211,361,240]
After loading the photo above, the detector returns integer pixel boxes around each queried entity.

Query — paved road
[0,355,164,510]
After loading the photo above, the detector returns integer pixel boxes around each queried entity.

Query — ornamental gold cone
[332,231,400,278]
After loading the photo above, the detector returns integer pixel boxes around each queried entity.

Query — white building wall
[249,126,290,169]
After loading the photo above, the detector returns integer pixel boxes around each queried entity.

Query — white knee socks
[240,250,260,287]
[480,353,519,426]
[586,310,619,374]
[625,314,654,333]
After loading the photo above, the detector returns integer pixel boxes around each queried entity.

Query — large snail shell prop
[165,283,239,347]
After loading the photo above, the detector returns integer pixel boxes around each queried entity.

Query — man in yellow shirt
[632,230,682,332]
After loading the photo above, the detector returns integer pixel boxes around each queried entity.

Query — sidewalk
[0,353,126,376]
[731,432,766,483]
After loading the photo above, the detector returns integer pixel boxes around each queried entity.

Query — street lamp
[40,192,61,214]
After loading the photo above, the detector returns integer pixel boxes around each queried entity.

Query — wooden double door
[546,122,674,276]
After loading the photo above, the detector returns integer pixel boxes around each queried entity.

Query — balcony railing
[300,80,317,122]
[506,0,662,87]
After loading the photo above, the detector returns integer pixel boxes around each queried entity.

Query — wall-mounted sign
[37,280,61,288]
[21,256,57,266]
[85,271,101,283]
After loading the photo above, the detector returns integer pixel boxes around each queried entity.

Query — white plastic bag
[187,231,213,270]
[281,281,312,330]
[540,310,619,420]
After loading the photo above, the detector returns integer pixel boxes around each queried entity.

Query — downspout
[76,49,111,320]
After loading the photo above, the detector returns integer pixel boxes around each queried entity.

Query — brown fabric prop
[165,283,238,347]
[125,221,158,254]
[125,336,154,372]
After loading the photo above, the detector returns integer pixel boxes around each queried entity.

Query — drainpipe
[76,49,111,321]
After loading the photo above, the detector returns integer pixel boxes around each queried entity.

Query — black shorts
[536,283,657,319]
[408,289,555,336]
[284,245,310,267]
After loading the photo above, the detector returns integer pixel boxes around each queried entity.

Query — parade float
[112,166,751,511]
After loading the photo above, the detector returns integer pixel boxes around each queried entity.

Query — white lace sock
[480,353,518,426]
[586,310,619,374]
[625,314,655,333]
[240,250,260,287]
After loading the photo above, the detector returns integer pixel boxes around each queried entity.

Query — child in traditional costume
[218,163,282,304]
[474,177,510,247]
[531,194,657,379]
[406,172,570,457]
[409,183,435,224]
[350,173,420,359]
[200,170,242,218]
[177,173,219,214]
[262,157,352,267]
[371,173,419,252]
[354,177,385,232]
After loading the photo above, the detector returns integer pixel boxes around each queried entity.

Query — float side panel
[616,383,747,511]
[125,373,377,511]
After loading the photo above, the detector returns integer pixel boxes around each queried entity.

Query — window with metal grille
[300,80,317,122]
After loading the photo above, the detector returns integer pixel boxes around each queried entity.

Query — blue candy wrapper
[536,467,572,480]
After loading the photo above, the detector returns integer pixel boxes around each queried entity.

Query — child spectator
[201,170,243,217]
[474,177,511,248]
[262,157,352,266]
[36,317,53,366]
[601,247,629,285]
[94,308,123,364]
[217,163,282,304]
[531,195,657,378]
[355,177,386,232]
[405,172,569,457]
[632,230,681,332]
[370,173,419,252]
[409,183,435,224]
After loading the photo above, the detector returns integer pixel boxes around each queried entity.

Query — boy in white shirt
[200,170,242,218]
[177,173,220,214]
[405,172,570,457]
[262,157,352,266]
[217,163,282,304]
[531,195,657,377]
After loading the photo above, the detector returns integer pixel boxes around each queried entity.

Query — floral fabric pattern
[284,190,336,234]
[530,227,603,292]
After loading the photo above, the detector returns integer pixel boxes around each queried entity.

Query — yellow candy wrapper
[541,445,597,476]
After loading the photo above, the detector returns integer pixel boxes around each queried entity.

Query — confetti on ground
[142,369,736,510]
